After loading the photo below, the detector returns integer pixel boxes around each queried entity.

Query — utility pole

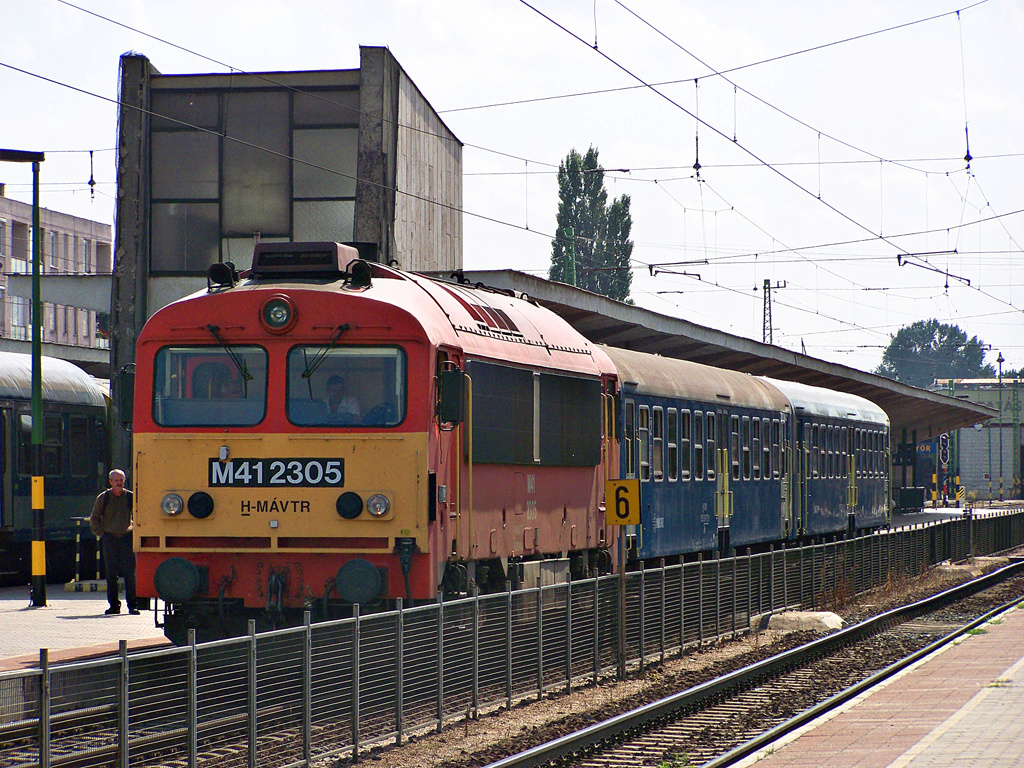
[1,149,47,606]
[759,279,786,344]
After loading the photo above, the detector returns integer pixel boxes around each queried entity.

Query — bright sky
[3,0,1022,374]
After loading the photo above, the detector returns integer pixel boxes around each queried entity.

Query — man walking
[89,469,139,615]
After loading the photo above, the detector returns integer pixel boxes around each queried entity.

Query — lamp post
[997,352,1004,502]
[0,149,46,606]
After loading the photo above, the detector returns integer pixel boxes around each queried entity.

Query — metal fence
[3,510,1023,768]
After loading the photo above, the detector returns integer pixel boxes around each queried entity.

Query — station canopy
[444,270,994,441]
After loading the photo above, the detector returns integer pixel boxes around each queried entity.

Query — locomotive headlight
[366,493,390,517]
[161,493,184,516]
[260,295,297,333]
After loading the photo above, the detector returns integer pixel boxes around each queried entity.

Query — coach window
[625,400,636,478]
[652,407,664,482]
[804,423,815,478]
[761,418,771,481]
[706,412,717,481]
[841,427,848,478]
[153,345,268,427]
[693,410,704,481]
[730,415,741,481]
[818,425,827,479]
[17,413,64,477]
[69,414,91,478]
[827,426,835,478]
[667,408,678,482]
[741,416,752,481]
[680,410,691,481]
[638,406,651,481]
[751,418,761,480]
[771,419,781,479]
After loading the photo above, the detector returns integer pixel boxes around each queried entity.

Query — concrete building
[932,378,1021,500]
[109,46,464,468]
[0,185,112,370]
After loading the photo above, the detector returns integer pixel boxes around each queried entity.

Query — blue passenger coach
[766,378,890,537]
[602,347,793,559]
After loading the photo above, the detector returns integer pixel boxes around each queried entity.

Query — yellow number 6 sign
[605,479,640,525]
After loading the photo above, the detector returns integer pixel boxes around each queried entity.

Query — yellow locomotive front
[133,245,439,641]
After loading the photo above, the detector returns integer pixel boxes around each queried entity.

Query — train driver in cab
[326,375,361,422]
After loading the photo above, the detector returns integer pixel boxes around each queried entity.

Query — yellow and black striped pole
[30,156,46,606]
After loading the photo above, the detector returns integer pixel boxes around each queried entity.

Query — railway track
[480,561,1024,768]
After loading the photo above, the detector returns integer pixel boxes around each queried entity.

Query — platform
[0,584,170,672]
[741,597,1024,768]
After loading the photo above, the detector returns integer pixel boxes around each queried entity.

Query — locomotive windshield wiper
[299,324,350,381]
[206,324,253,391]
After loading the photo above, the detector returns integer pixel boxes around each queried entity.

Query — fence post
[248,620,257,768]
[303,611,312,764]
[506,584,513,711]
[659,558,666,664]
[679,561,686,655]
[565,577,572,694]
[396,598,404,745]
[472,587,480,719]
[436,594,444,733]
[187,629,197,768]
[698,554,704,645]
[353,603,361,761]
[747,549,753,635]
[638,562,645,671]
[536,584,544,700]
[715,557,721,640]
[39,649,50,768]
[119,640,128,768]
[593,576,600,685]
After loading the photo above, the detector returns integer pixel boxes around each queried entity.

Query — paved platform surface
[0,584,169,672]
[741,597,1024,768]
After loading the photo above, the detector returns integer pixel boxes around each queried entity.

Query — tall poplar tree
[549,147,633,302]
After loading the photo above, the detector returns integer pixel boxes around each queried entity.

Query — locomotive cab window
[153,346,268,427]
[287,346,406,427]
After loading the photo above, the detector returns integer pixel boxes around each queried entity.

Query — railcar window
[730,415,741,481]
[652,407,664,482]
[625,400,636,478]
[752,418,761,480]
[692,410,704,481]
[680,410,691,481]
[828,425,835,479]
[17,413,64,477]
[638,406,651,481]
[153,346,268,427]
[69,415,91,477]
[819,423,827,479]
[741,416,751,481]
[841,427,848,478]
[761,418,771,481]
[706,412,716,481]
[803,423,810,478]
[771,419,781,479]
[667,408,678,482]
[288,346,405,428]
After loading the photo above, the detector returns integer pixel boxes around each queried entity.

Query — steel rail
[481,558,1024,768]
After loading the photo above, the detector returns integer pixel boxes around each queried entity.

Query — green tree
[874,319,995,387]
[549,147,633,302]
